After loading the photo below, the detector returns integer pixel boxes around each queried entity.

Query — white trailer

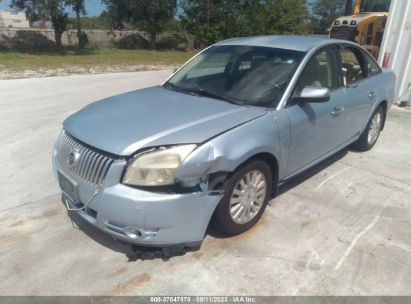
[379,0,411,106]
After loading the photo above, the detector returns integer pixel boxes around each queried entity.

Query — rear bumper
[52,146,222,246]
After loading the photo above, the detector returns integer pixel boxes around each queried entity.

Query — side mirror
[294,86,330,103]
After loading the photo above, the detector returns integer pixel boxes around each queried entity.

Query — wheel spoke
[250,172,257,186]
[239,179,247,190]
[253,173,262,187]
[230,197,241,205]
[256,185,266,195]
[255,180,265,191]
[245,173,251,185]
[244,206,251,220]
[250,202,258,212]
[239,207,247,222]
[232,188,242,196]
[230,203,242,214]
[233,205,244,220]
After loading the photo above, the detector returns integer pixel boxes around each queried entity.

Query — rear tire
[352,105,385,151]
[212,160,273,236]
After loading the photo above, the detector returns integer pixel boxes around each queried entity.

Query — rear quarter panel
[379,69,396,109]
[361,69,396,131]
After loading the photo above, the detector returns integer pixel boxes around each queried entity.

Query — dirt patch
[9,220,25,228]
[0,230,26,253]
[301,220,311,228]
[31,208,61,220]
[108,266,129,278]
[106,273,151,295]
[0,65,175,80]
[230,217,267,240]
[191,252,204,260]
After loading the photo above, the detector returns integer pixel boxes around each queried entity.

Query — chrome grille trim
[56,131,114,186]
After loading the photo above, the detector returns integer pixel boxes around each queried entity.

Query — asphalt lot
[0,70,410,295]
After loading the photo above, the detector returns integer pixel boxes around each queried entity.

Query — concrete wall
[0,27,148,48]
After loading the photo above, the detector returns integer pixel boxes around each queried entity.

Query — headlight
[122,144,196,187]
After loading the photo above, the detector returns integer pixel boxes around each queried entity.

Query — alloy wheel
[229,170,267,224]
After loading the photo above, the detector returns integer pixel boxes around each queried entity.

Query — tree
[66,0,87,49]
[103,0,177,49]
[254,0,311,35]
[11,0,68,50]
[311,0,346,34]
[180,0,227,46]
[180,0,311,47]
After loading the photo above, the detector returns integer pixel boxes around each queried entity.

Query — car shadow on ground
[68,147,350,260]
[276,148,348,196]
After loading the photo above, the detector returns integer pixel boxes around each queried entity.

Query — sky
[0,0,106,17]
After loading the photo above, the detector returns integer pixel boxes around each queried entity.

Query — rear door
[285,46,348,176]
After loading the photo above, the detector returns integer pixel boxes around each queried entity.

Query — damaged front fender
[175,113,283,195]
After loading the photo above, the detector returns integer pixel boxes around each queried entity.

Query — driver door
[285,46,347,177]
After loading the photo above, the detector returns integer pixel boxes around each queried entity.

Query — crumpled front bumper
[52,146,222,246]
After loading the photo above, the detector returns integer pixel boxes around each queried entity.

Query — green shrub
[0,31,55,53]
[116,33,150,50]
[156,33,188,51]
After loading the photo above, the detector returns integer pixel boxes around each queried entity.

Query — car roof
[216,35,345,52]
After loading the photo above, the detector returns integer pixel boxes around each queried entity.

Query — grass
[0,49,197,71]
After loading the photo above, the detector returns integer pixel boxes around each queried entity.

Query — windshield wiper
[187,88,243,105]
[162,82,187,93]
[163,83,243,105]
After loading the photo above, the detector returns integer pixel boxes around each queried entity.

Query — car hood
[63,86,266,156]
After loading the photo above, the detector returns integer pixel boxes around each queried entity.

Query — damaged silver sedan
[52,36,395,250]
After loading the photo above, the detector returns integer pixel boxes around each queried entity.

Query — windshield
[164,45,305,107]
[360,0,391,12]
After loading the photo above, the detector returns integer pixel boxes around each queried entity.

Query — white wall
[379,0,411,106]
[0,10,30,28]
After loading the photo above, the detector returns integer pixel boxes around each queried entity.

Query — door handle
[331,106,345,117]
[368,91,375,98]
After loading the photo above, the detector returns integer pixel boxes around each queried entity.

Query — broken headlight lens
[122,145,196,187]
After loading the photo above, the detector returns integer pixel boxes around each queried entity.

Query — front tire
[212,160,273,236]
[352,105,385,151]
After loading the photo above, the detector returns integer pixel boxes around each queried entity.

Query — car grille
[56,131,114,186]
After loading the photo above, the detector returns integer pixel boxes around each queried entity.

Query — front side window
[339,48,365,85]
[164,45,305,107]
[297,48,339,91]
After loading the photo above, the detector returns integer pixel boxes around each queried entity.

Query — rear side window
[362,50,382,76]
[339,48,365,85]
[297,48,339,91]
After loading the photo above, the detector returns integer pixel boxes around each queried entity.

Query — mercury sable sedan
[53,36,395,251]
